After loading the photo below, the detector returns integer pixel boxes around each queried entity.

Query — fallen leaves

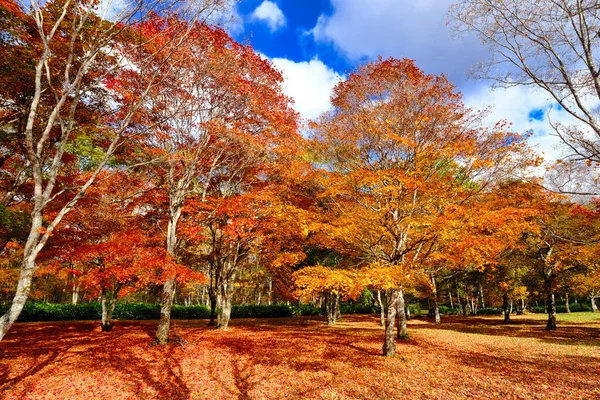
[1,314,599,399]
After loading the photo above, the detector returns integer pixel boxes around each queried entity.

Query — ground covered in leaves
[1,313,599,399]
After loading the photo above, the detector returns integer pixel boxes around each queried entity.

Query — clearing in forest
[1,314,599,399]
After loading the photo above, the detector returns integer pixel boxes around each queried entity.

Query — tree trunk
[449,289,454,308]
[456,288,463,315]
[382,289,400,357]
[155,205,182,344]
[591,296,599,313]
[217,275,234,330]
[430,274,440,324]
[376,290,385,326]
[72,283,80,305]
[396,289,407,339]
[101,288,119,332]
[479,284,485,309]
[267,276,272,306]
[156,278,176,343]
[0,254,38,340]
[325,292,340,326]
[545,278,557,330]
[502,292,510,323]
[565,292,571,313]
[517,297,525,315]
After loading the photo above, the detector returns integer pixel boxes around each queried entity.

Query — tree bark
[217,274,235,330]
[565,292,571,313]
[325,292,340,326]
[591,296,599,312]
[396,289,407,339]
[430,274,440,324]
[155,203,182,344]
[101,288,119,332]
[382,289,400,357]
[545,277,557,330]
[376,290,385,326]
[502,292,510,323]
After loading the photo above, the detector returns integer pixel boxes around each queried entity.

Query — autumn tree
[0,0,229,341]
[120,20,299,339]
[312,58,533,356]
[294,265,360,326]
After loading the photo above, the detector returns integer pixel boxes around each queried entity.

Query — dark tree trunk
[502,292,510,324]
[517,297,525,315]
[396,289,407,339]
[545,277,557,330]
[382,289,400,357]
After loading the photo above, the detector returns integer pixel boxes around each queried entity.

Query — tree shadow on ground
[409,315,600,347]
[0,321,192,399]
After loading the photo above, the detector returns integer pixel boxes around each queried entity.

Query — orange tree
[311,58,534,356]
[293,265,361,326]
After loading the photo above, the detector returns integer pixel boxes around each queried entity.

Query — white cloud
[463,85,582,166]
[252,1,286,32]
[269,58,343,121]
[311,0,487,90]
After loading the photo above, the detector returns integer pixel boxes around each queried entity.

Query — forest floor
[1,313,599,400]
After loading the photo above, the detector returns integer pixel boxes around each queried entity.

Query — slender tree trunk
[376,290,385,326]
[456,287,463,315]
[430,274,440,324]
[590,296,598,312]
[449,289,454,308]
[517,297,525,315]
[565,292,571,313]
[545,277,557,330]
[502,292,510,323]
[406,303,411,320]
[334,294,341,321]
[479,284,485,309]
[267,276,272,306]
[156,205,182,344]
[101,288,119,332]
[72,283,80,305]
[396,289,407,339]
[382,289,400,357]
[0,248,39,340]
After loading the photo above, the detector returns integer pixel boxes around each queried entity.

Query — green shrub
[113,303,160,320]
[231,304,293,318]
[0,302,101,322]
[291,304,323,316]
[408,303,422,316]
[172,304,210,319]
[476,307,502,315]
[340,303,378,314]
[438,306,462,315]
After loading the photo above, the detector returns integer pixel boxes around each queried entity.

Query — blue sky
[227,0,575,163]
